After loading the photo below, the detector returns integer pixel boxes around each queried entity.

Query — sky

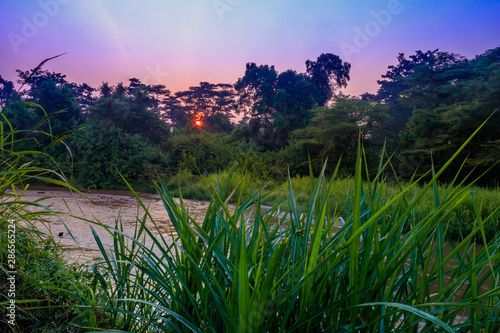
[1,0,499,96]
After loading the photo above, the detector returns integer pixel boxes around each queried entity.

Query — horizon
[1,0,499,96]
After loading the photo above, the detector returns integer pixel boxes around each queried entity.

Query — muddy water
[20,187,235,263]
[427,240,491,297]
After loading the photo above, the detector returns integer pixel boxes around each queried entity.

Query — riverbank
[20,187,232,263]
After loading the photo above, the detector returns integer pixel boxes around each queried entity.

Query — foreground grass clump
[0,96,108,331]
[90,132,500,332]
[0,220,86,332]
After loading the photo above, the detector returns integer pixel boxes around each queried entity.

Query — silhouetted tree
[376,49,464,135]
[235,53,351,149]
[0,76,16,107]
[306,53,351,106]
[166,82,236,133]
[89,82,170,145]
[397,47,500,183]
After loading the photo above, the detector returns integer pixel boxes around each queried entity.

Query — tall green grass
[0,62,95,331]
[88,124,500,332]
[162,168,500,242]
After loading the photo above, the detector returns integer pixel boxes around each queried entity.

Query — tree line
[1,47,499,189]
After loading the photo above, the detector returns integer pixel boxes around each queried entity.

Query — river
[20,187,233,263]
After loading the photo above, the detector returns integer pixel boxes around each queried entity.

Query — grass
[2,112,499,331]
[0,96,102,331]
[83,125,500,332]
[159,167,500,242]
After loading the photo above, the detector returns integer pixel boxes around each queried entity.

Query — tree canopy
[235,53,351,149]
[1,47,499,187]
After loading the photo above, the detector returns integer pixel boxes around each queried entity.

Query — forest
[1,47,499,191]
[1,46,500,332]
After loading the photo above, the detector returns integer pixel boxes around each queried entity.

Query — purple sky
[1,0,499,96]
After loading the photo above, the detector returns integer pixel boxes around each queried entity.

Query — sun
[195,120,202,127]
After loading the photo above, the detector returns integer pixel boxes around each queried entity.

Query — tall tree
[235,53,351,149]
[272,70,316,147]
[305,53,351,106]
[235,63,278,128]
[283,96,388,175]
[70,83,95,116]
[375,49,464,135]
[89,82,170,145]
[398,47,500,183]
[10,69,83,144]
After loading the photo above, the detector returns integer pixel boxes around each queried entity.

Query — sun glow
[195,120,202,127]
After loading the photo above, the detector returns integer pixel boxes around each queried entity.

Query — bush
[69,123,164,189]
[164,130,282,180]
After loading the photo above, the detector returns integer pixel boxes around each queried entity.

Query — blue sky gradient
[1,0,499,96]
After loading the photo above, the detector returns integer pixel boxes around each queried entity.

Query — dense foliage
[0,47,499,189]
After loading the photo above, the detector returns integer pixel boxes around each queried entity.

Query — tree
[65,80,172,188]
[15,69,67,96]
[7,69,84,148]
[71,83,95,116]
[235,54,351,150]
[33,80,83,135]
[171,82,236,133]
[235,63,278,128]
[283,96,388,175]
[163,94,190,129]
[100,82,112,97]
[89,82,170,145]
[376,49,465,135]
[127,78,171,116]
[305,53,351,106]
[69,122,163,189]
[272,70,316,147]
[398,47,500,183]
[0,76,16,107]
